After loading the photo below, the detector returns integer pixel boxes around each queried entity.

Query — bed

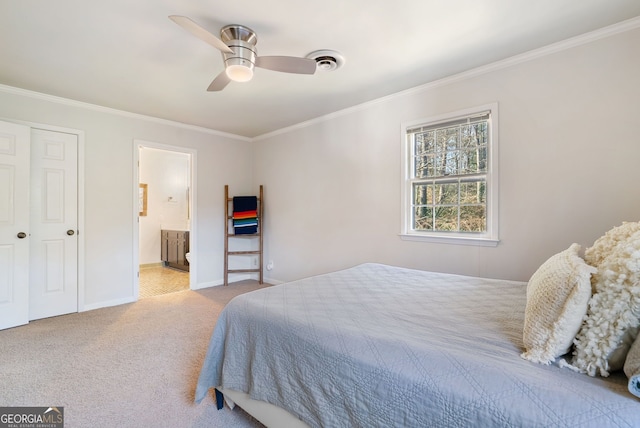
[195,262,638,427]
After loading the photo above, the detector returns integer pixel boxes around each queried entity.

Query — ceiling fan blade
[169,15,233,54]
[255,56,317,75]
[207,71,231,91]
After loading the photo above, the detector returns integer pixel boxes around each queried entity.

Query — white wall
[139,148,191,265]
[0,91,254,309]
[1,23,638,311]
[254,27,640,283]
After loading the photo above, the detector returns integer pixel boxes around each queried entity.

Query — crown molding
[253,16,640,141]
[0,84,251,142]
[2,15,638,143]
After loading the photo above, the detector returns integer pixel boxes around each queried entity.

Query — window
[401,104,499,246]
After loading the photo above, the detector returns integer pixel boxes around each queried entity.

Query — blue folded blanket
[233,196,258,235]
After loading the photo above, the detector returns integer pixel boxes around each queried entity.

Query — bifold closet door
[0,120,31,330]
[28,128,78,321]
[0,122,79,330]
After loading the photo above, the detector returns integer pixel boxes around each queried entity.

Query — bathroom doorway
[134,140,196,299]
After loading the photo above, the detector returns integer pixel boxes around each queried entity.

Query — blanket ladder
[224,185,263,286]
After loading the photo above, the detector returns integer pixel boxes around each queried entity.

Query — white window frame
[400,103,499,247]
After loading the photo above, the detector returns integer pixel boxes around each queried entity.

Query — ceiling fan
[169,15,317,91]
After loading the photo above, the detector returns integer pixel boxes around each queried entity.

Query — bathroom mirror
[139,183,148,216]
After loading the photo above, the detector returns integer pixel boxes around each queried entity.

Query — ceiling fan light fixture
[226,63,254,82]
[222,35,257,83]
[170,16,318,91]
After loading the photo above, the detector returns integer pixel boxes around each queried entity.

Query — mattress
[196,263,637,427]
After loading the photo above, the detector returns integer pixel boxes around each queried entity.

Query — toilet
[185,252,191,263]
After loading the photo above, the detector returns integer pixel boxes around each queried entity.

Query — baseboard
[192,280,223,290]
[82,296,136,312]
[194,274,267,290]
[140,262,163,269]
[263,276,284,285]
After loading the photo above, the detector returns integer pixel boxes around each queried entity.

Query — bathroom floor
[139,265,189,298]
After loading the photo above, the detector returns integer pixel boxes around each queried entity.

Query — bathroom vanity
[161,229,189,271]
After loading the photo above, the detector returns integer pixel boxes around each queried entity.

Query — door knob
[17,232,27,239]
[67,229,75,236]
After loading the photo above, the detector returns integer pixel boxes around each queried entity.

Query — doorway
[134,140,196,299]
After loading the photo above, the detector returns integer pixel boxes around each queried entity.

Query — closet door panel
[29,129,78,321]
[0,121,30,330]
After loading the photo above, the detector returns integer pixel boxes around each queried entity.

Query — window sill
[399,233,500,247]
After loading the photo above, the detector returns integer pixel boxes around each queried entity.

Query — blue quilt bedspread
[195,263,637,427]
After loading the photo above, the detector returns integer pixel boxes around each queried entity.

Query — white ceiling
[1,1,639,138]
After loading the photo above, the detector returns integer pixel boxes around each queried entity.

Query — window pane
[478,147,487,172]
[447,150,460,176]
[412,183,433,205]
[460,205,486,232]
[414,131,435,155]
[435,130,448,155]
[460,181,486,204]
[434,183,458,205]
[459,149,478,174]
[460,124,476,149]
[414,154,434,178]
[434,206,458,231]
[460,123,487,149]
[475,122,488,146]
[440,126,459,151]
[434,152,460,176]
[413,206,433,230]
[459,148,487,174]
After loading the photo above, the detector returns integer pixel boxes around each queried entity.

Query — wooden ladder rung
[227,268,260,274]
[228,250,261,255]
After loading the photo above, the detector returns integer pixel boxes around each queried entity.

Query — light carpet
[0,281,270,428]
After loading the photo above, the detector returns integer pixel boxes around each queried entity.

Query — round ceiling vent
[306,50,345,72]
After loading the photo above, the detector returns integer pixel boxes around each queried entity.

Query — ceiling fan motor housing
[220,25,258,81]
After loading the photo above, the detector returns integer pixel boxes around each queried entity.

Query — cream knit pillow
[522,244,596,365]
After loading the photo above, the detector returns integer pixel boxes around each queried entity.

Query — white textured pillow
[522,244,596,365]
[584,221,640,268]
[572,229,640,376]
